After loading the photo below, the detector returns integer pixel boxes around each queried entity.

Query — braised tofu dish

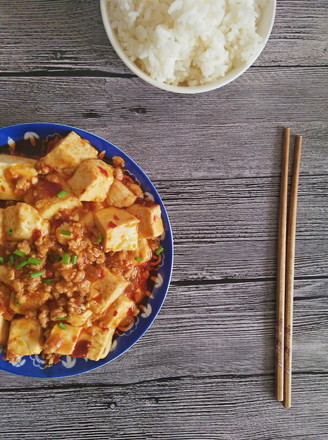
[0,131,164,365]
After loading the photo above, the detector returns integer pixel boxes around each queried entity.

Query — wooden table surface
[0,1,327,439]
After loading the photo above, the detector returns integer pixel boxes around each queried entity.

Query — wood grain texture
[1,374,328,440]
[162,173,328,280]
[0,0,327,74]
[0,74,327,181]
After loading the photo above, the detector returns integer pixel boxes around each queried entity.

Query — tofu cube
[44,323,81,355]
[0,314,9,346]
[67,309,92,327]
[7,163,38,180]
[99,294,136,329]
[127,203,164,239]
[107,180,137,208]
[37,131,98,177]
[6,163,38,197]
[78,210,95,229]
[0,155,37,201]
[3,202,49,240]
[88,268,129,315]
[67,159,114,202]
[10,290,50,315]
[131,238,152,266]
[0,266,10,286]
[94,207,139,252]
[6,317,42,359]
[35,195,81,220]
[73,326,115,361]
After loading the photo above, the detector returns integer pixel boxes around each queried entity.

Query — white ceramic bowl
[100,0,276,94]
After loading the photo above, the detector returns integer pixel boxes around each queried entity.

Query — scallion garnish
[56,190,68,198]
[71,255,78,265]
[42,278,53,285]
[58,322,67,330]
[60,230,72,236]
[6,229,13,236]
[15,301,20,307]
[62,253,70,265]
[27,257,42,265]
[95,234,103,245]
[14,249,26,257]
[57,317,67,321]
[155,246,164,255]
[9,256,14,265]
[29,270,45,279]
[134,257,143,261]
[0,257,4,264]
[16,260,29,270]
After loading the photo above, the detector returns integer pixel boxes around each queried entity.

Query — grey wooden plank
[172,238,328,281]
[0,0,327,74]
[1,374,328,439]
[0,278,327,389]
[160,175,328,243]
[257,0,328,67]
[0,73,327,181]
[163,174,328,280]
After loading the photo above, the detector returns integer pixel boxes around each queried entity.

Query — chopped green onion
[95,234,103,245]
[57,317,67,321]
[71,255,78,265]
[42,278,53,285]
[62,253,70,265]
[0,257,4,264]
[16,260,29,270]
[56,190,68,198]
[27,257,42,265]
[14,249,26,257]
[9,256,14,265]
[134,257,143,262]
[58,322,67,330]
[60,229,72,236]
[29,270,45,279]
[15,301,20,307]
[6,229,13,236]
[155,246,164,255]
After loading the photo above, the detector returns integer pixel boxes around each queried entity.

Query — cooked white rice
[108,0,266,87]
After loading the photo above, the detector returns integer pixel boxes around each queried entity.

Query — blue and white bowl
[0,123,173,378]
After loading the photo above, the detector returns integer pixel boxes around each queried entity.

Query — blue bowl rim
[0,122,174,378]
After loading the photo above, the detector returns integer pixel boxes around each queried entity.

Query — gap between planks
[1,371,327,394]
[170,274,328,287]
[0,65,328,78]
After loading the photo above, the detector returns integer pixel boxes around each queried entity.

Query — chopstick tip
[295,135,303,152]
[283,400,291,409]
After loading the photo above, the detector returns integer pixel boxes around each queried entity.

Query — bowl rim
[0,122,174,378]
[100,0,277,94]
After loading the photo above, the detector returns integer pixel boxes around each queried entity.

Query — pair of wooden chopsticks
[275,128,302,408]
